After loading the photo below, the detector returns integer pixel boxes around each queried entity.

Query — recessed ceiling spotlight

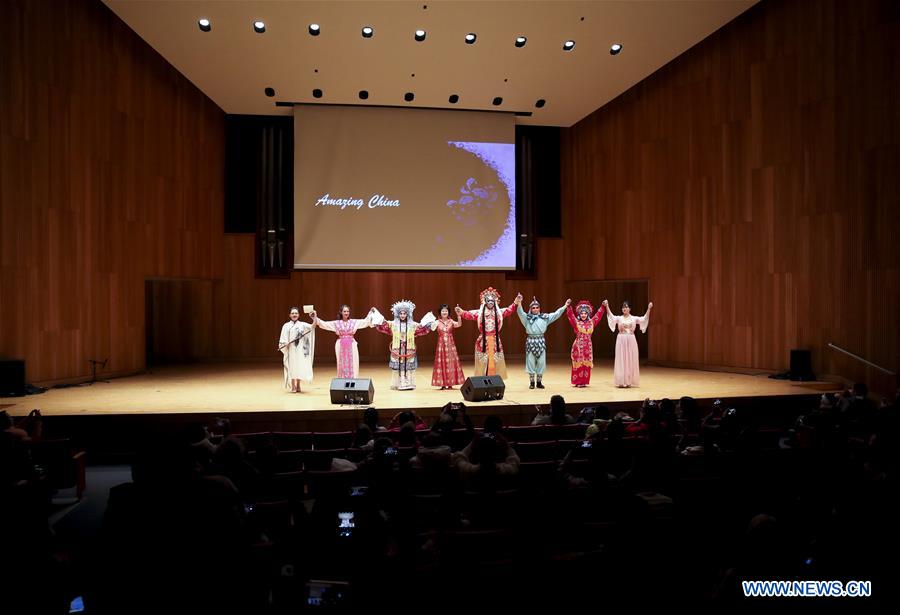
[610,43,623,55]
[414,29,426,42]
[515,36,527,48]
[404,92,415,102]
[359,90,369,100]
[198,18,211,32]
[465,33,476,44]
[563,40,575,51]
[362,26,374,38]
[312,89,323,98]
[535,99,546,108]
[253,21,266,33]
[264,87,275,97]
[308,23,320,36]
[492,97,503,106]
[448,94,459,104]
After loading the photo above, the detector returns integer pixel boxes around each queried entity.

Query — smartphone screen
[337,511,355,537]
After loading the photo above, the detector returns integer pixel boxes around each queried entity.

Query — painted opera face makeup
[341,306,351,320]
[579,309,590,321]
[290,309,300,321]
[486,299,495,310]
[399,310,408,322]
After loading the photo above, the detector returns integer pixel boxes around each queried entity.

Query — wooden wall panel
[0,0,225,383]
[560,0,900,392]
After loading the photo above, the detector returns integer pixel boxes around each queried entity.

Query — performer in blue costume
[516,297,571,389]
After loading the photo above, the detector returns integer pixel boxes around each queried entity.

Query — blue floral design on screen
[447,177,499,227]
[446,141,516,267]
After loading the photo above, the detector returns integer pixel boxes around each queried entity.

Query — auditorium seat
[303,448,348,471]
[272,431,313,451]
[518,460,558,489]
[31,438,87,500]
[545,424,588,440]
[311,431,353,450]
[506,425,548,442]
[274,449,305,472]
[235,432,275,453]
[514,440,560,462]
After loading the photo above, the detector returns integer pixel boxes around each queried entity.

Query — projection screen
[293,106,516,269]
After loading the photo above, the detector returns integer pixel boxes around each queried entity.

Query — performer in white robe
[278,307,316,392]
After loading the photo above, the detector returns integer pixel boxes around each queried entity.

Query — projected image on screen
[294,107,516,269]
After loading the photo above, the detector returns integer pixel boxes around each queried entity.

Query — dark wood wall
[0,0,225,383]
[560,0,900,391]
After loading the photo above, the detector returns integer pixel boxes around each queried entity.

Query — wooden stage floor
[3,359,841,417]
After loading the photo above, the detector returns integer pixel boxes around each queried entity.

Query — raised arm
[566,304,578,329]
[547,300,571,325]
[516,304,528,325]
[374,322,392,335]
[604,300,618,332]
[315,317,337,333]
[636,302,653,333]
[353,307,377,332]
[591,304,606,327]
[457,305,478,321]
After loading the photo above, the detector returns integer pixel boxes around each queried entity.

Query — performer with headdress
[312,304,376,379]
[456,287,521,379]
[516,296,570,389]
[278,307,316,392]
[372,300,435,390]
[431,304,466,389]
[566,300,606,387]
[603,299,653,388]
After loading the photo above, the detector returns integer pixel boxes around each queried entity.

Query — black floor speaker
[789,349,815,381]
[0,359,26,397]
[330,378,374,404]
[460,375,505,402]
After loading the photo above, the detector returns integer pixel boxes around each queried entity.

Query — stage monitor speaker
[330,378,374,404]
[789,349,815,381]
[0,359,26,397]
[461,375,505,402]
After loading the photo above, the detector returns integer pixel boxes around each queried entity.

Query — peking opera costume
[458,287,517,380]
[566,300,605,387]
[372,300,435,390]
[516,297,567,389]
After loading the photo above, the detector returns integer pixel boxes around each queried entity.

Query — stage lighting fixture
[535,99,546,108]
[448,94,459,104]
[359,90,369,100]
[253,21,266,33]
[308,24,320,36]
[312,89,323,98]
[362,26,374,38]
[404,92,415,102]
[610,43,623,55]
[198,18,211,32]
[465,33,476,44]
[264,87,275,97]
[492,97,503,106]
[563,40,575,51]
[415,29,426,42]
[515,36,527,47]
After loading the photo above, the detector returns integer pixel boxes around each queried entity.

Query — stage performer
[313,304,376,379]
[456,288,521,380]
[372,300,435,390]
[517,297,570,389]
[278,307,316,392]
[566,300,606,387]
[604,299,653,388]
[431,304,466,389]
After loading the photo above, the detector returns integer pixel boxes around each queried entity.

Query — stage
[4,358,839,417]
